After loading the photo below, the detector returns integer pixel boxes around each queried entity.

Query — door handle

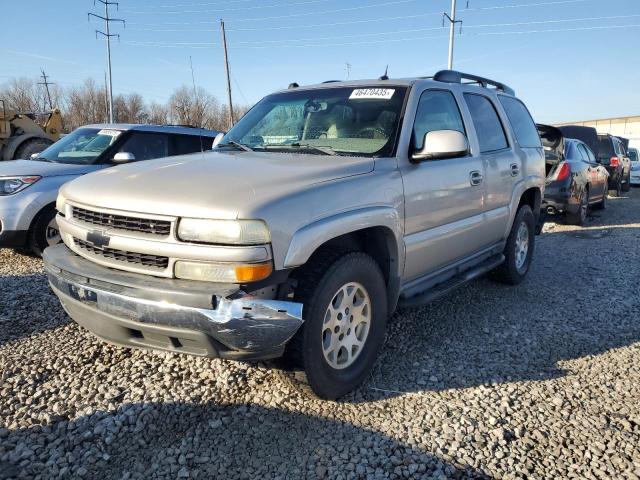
[469,170,483,186]
[510,163,520,176]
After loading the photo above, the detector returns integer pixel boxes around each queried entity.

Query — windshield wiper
[217,140,253,152]
[32,156,52,162]
[262,143,336,156]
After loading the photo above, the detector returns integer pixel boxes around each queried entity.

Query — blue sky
[1,0,639,123]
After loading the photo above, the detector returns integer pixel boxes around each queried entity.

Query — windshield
[37,128,123,164]
[221,86,408,157]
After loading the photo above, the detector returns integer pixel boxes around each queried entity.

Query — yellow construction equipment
[0,100,62,160]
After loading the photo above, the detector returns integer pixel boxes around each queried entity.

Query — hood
[61,151,375,219]
[0,160,100,178]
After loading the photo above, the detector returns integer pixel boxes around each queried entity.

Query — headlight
[56,192,67,213]
[177,218,270,245]
[175,260,273,283]
[0,176,41,195]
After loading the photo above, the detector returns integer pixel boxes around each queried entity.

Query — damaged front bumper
[43,244,303,361]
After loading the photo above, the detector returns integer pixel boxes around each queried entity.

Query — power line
[124,13,640,46]
[121,22,640,50]
[122,0,333,15]
[127,0,590,26]
[89,0,125,123]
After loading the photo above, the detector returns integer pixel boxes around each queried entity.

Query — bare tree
[148,102,169,125]
[65,79,108,130]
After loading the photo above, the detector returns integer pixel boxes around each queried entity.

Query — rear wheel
[610,177,622,197]
[29,206,60,257]
[566,188,588,225]
[490,205,535,285]
[622,172,631,192]
[288,252,388,399]
[14,138,53,160]
[593,188,607,210]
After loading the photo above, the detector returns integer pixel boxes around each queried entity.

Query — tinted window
[412,90,465,151]
[173,134,206,155]
[116,132,169,161]
[583,144,596,162]
[464,94,508,153]
[498,96,541,148]
[598,136,614,160]
[629,149,638,162]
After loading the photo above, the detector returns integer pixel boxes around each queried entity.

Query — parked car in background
[558,126,630,196]
[629,147,640,186]
[44,70,545,399]
[538,124,608,225]
[0,124,219,255]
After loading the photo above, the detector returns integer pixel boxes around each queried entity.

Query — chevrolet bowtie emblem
[87,230,111,248]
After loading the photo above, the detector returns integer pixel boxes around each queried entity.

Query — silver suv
[44,70,545,399]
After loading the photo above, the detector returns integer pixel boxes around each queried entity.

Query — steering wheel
[355,126,387,139]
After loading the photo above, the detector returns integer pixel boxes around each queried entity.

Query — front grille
[74,238,169,269]
[72,206,172,236]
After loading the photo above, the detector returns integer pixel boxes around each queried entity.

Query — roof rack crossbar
[433,70,515,96]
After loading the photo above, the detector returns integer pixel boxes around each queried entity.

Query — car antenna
[378,65,389,81]
[189,56,205,153]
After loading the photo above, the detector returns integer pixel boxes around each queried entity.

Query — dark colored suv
[597,134,631,196]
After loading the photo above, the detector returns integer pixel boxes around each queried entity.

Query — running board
[398,253,505,308]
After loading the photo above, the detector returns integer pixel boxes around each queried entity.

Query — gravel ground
[1,189,640,480]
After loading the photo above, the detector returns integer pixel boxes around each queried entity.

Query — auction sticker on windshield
[349,88,395,100]
[98,129,122,137]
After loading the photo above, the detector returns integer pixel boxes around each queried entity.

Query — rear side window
[463,94,508,153]
[412,90,465,151]
[498,96,541,148]
[577,143,591,162]
[172,134,206,155]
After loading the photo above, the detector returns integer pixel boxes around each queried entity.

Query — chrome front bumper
[43,244,303,360]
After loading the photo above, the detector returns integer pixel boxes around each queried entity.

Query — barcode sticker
[349,88,395,100]
[98,129,122,137]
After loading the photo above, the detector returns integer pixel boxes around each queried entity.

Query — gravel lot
[1,190,640,480]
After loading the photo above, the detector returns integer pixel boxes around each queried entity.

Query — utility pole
[220,19,234,129]
[443,0,462,69]
[38,68,54,110]
[345,62,352,80]
[104,71,110,122]
[89,0,125,123]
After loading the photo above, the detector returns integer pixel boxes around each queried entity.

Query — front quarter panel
[244,160,405,276]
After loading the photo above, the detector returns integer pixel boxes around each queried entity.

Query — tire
[490,205,535,285]
[13,138,53,160]
[610,177,622,197]
[566,188,588,226]
[29,206,61,257]
[593,187,607,210]
[288,252,388,399]
[622,172,631,192]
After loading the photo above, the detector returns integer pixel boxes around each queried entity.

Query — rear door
[401,88,485,281]
[577,142,606,199]
[463,92,515,243]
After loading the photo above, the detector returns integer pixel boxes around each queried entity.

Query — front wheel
[490,205,535,285]
[29,206,61,256]
[289,252,388,399]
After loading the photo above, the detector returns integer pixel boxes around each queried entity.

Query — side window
[577,144,590,163]
[463,94,508,153]
[498,96,541,148]
[172,135,205,155]
[412,90,465,151]
[116,133,169,161]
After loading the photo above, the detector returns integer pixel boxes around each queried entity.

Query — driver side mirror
[112,152,135,163]
[411,130,469,163]
[212,132,225,149]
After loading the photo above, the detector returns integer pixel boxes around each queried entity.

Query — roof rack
[322,80,341,84]
[433,70,515,96]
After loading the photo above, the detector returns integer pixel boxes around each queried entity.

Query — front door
[401,89,485,282]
